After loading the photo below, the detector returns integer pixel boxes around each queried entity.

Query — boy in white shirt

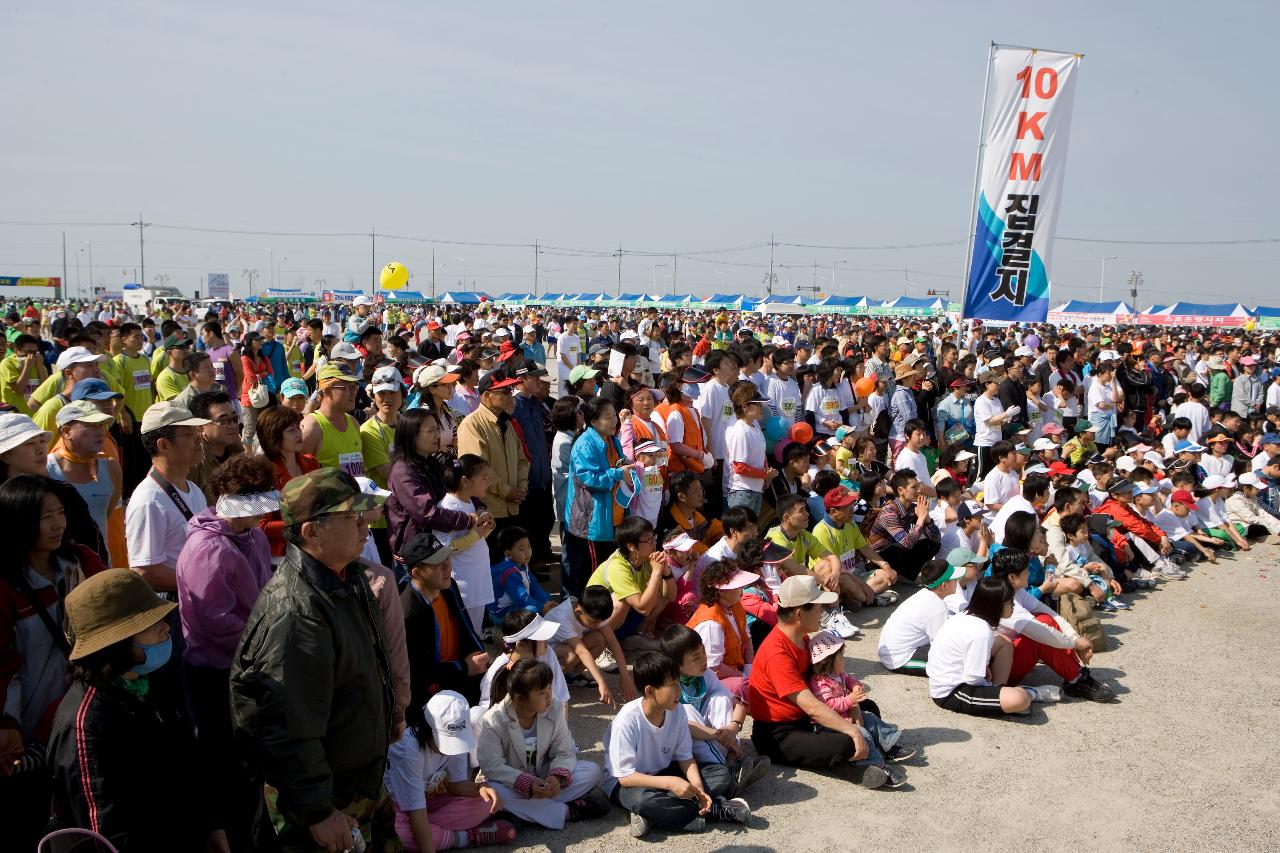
[893,419,936,498]
[603,652,750,837]
[980,441,1021,511]
[878,557,969,675]
[548,585,638,705]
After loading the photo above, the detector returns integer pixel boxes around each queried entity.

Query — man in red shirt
[747,576,900,789]
[1097,479,1173,556]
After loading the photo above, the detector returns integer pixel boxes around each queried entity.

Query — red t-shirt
[748,627,811,723]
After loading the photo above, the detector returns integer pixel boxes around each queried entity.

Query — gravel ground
[508,543,1279,852]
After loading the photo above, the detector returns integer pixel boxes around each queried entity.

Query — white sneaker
[595,649,618,673]
[1028,684,1062,703]
[820,608,859,640]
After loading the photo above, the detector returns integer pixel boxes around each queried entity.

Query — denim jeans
[860,711,901,757]
[726,488,762,514]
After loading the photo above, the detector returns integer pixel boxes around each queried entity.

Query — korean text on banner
[962,46,1081,323]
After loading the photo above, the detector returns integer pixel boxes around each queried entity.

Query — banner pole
[960,41,997,315]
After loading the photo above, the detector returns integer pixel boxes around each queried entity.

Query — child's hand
[479,785,503,813]
[1108,578,1123,596]
[596,680,617,708]
[847,683,870,704]
[619,672,638,703]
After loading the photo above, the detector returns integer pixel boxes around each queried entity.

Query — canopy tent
[869,296,948,317]
[654,293,694,305]
[437,291,491,305]
[494,292,535,304]
[699,293,759,310]
[805,295,878,314]
[758,294,815,306]
[325,289,366,302]
[1131,301,1254,327]
[1047,299,1134,326]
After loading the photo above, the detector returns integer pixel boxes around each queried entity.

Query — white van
[123,285,186,317]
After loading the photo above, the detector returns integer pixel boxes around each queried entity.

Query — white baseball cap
[777,575,837,607]
[368,365,401,395]
[55,400,114,428]
[1115,456,1138,472]
[1032,437,1057,451]
[55,346,106,371]
[330,342,361,361]
[1238,472,1261,487]
[352,295,374,306]
[425,690,477,755]
[0,413,50,453]
[1201,474,1232,490]
[354,476,392,499]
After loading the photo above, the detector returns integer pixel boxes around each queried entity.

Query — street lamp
[241,269,260,297]
[832,259,848,292]
[652,263,668,296]
[1098,256,1118,301]
[713,271,724,293]
[80,241,93,298]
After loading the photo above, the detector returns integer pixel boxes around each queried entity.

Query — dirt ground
[512,542,1279,852]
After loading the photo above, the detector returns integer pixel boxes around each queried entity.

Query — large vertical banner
[207,273,230,299]
[962,46,1081,322]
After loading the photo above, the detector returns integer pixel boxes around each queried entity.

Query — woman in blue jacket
[561,396,633,597]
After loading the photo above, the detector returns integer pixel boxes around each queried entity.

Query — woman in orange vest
[686,557,759,697]
[620,386,668,464]
[653,370,711,476]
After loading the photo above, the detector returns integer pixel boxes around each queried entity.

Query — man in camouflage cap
[230,468,399,852]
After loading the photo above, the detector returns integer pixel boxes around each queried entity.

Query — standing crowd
[2,294,1277,851]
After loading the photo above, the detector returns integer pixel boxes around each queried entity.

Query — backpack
[1059,592,1108,652]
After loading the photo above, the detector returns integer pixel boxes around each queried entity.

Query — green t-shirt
[586,549,651,602]
[150,346,168,381]
[155,368,190,402]
[766,525,831,569]
[29,372,61,409]
[811,519,868,574]
[114,351,155,421]
[33,396,66,448]
[0,353,47,415]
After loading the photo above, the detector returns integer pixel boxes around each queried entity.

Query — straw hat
[65,569,175,660]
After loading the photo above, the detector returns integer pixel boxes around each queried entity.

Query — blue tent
[1146,305,1167,315]
[1151,302,1252,318]
[616,293,648,303]
[1253,305,1280,317]
[883,296,947,310]
[759,294,814,306]
[655,294,693,304]
[384,290,429,301]
[438,291,487,305]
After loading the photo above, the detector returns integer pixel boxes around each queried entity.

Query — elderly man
[32,346,106,442]
[456,369,529,558]
[231,469,398,853]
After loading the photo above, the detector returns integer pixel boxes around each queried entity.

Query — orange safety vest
[654,400,705,474]
[687,601,750,670]
[629,415,669,483]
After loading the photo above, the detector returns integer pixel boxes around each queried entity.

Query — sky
[4,1,1278,307]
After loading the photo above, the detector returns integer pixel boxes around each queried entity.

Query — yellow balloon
[380,262,410,291]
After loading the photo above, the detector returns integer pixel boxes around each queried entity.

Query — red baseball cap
[1047,461,1076,476]
[1170,489,1198,508]
[427,321,443,331]
[823,485,858,509]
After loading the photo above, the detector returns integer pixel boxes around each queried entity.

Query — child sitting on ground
[476,660,611,830]
[808,629,913,772]
[1057,513,1128,612]
[660,624,770,796]
[477,611,570,719]
[1152,488,1219,564]
[603,651,752,838]
[489,526,554,623]
[547,584,637,705]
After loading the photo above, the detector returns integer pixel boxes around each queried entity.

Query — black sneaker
[882,765,908,788]
[858,764,889,789]
[1063,675,1115,702]
[885,743,917,763]
[566,791,612,822]
[710,796,751,824]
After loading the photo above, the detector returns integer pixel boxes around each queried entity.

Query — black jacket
[47,677,215,852]
[230,546,394,828]
[402,579,484,708]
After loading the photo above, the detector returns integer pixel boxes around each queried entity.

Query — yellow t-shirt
[29,372,62,409]
[150,347,168,381]
[0,354,47,415]
[114,351,155,421]
[586,549,651,602]
[33,396,67,448]
[155,368,190,402]
[766,525,832,568]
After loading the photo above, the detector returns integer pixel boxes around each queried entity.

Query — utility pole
[130,214,148,288]
[431,248,437,299]
[370,229,376,295]
[533,240,539,297]
[767,234,776,298]
[1128,270,1143,309]
[60,231,67,302]
[672,253,678,293]
[615,244,623,296]
[812,260,818,292]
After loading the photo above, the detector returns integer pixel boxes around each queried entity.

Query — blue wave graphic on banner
[962,193,1049,322]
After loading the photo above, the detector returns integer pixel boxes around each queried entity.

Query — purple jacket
[175,508,272,669]
[385,456,473,556]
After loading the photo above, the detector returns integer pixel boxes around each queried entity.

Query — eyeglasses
[211,416,241,427]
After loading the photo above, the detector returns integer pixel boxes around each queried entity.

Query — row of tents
[1046,299,1280,329]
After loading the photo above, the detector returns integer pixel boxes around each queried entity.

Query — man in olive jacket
[456,370,530,552]
[231,469,399,853]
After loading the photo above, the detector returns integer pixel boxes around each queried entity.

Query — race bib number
[821,396,840,416]
[291,361,303,376]
[722,403,733,420]
[338,451,365,478]
[643,467,663,491]
[213,362,226,382]
[839,549,859,574]
[132,369,151,391]
[781,399,798,418]
[26,377,40,393]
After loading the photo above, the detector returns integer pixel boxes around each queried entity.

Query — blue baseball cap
[1261,433,1280,447]
[70,378,123,402]
[280,378,310,398]
[1174,439,1205,454]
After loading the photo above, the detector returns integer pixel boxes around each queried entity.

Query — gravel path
[511,543,1279,852]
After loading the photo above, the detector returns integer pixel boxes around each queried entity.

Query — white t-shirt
[384,729,469,812]
[988,494,1036,544]
[1172,401,1211,443]
[767,375,802,423]
[973,394,1004,446]
[806,385,844,437]
[925,612,994,699]
[879,588,951,670]
[695,380,733,457]
[724,419,766,493]
[478,649,570,710]
[1153,508,1195,541]
[557,333,581,382]
[545,597,589,644]
[895,446,931,484]
[1195,496,1227,529]
[693,617,746,670]
[1199,454,1234,479]
[982,467,1020,509]
[437,494,494,609]
[126,475,209,569]
[603,699,692,795]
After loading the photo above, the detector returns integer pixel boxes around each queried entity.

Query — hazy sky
[5,1,1278,308]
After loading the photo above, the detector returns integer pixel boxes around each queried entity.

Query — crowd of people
[2,293,1277,852]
